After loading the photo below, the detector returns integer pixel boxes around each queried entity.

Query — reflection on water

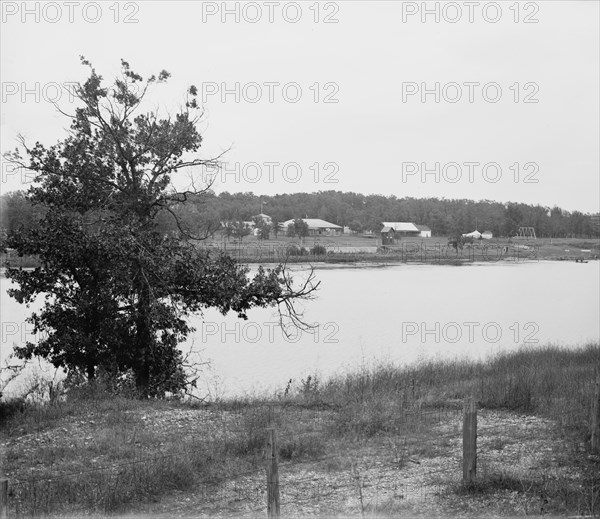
[2,261,599,398]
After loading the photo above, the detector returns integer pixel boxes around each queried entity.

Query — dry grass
[1,343,599,516]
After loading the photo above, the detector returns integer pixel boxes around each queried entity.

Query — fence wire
[4,398,598,517]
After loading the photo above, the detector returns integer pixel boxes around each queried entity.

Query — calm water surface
[2,261,599,397]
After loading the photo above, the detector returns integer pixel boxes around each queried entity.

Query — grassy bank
[1,344,599,517]
[309,343,599,435]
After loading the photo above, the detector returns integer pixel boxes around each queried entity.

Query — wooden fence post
[0,478,8,519]
[462,398,477,483]
[591,369,600,453]
[268,404,275,427]
[266,428,280,518]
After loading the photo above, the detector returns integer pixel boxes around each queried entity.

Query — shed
[415,225,432,238]
[380,226,396,245]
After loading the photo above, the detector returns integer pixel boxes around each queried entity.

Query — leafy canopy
[4,58,318,397]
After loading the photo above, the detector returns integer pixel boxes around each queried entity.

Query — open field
[3,236,598,270]
[161,234,600,265]
[1,344,599,517]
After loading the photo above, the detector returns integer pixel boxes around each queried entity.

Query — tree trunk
[86,363,95,381]
[134,270,153,397]
[135,362,150,396]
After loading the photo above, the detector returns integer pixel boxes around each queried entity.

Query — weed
[3,343,599,516]
[279,434,325,461]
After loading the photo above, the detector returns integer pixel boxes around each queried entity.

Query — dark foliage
[3,58,317,397]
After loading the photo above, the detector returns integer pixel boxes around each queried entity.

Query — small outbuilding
[380,226,396,245]
[382,222,431,238]
[462,230,482,240]
[416,225,432,238]
[251,213,272,225]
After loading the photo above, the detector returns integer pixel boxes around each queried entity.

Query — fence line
[3,390,599,518]
[0,479,7,519]
[592,369,600,453]
[462,399,477,483]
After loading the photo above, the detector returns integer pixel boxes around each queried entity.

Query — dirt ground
[133,407,591,517]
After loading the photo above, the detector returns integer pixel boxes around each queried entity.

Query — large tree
[287,219,309,240]
[504,203,524,237]
[4,58,317,397]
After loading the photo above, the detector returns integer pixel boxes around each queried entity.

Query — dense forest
[1,189,598,239]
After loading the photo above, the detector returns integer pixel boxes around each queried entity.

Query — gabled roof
[380,226,394,233]
[382,222,419,232]
[283,218,342,229]
[416,225,431,232]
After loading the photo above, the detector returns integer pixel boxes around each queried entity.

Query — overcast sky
[1,1,599,213]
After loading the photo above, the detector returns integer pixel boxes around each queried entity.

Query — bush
[0,396,26,422]
[226,407,273,455]
[329,398,399,439]
[64,367,139,399]
[311,244,327,256]
[285,245,308,256]
[279,435,325,460]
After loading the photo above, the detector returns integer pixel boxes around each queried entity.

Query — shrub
[329,398,398,438]
[285,245,308,256]
[0,396,26,422]
[226,407,273,455]
[311,244,327,256]
[279,435,325,460]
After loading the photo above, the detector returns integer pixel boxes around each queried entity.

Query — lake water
[1,261,599,398]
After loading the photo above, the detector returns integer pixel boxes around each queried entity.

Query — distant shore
[2,236,598,272]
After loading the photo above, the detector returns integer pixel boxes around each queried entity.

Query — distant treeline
[1,189,598,238]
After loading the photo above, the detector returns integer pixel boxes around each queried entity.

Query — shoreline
[1,255,597,277]
[3,236,598,271]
